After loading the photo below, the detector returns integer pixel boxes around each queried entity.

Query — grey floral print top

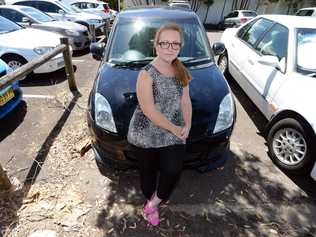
[127,63,185,148]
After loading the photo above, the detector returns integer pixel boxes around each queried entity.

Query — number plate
[0,88,14,106]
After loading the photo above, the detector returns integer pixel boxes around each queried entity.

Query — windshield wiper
[181,57,211,64]
[112,59,153,67]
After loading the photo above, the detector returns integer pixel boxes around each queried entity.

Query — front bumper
[87,110,233,169]
[0,84,22,119]
[69,34,91,51]
[33,54,64,74]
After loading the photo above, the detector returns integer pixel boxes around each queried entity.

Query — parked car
[0,5,90,50]
[295,7,316,17]
[218,15,316,175]
[66,0,112,22]
[87,7,236,172]
[168,1,191,10]
[11,0,105,33]
[0,59,22,119]
[0,16,65,74]
[218,10,257,30]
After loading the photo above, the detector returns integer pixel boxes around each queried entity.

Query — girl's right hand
[172,126,185,140]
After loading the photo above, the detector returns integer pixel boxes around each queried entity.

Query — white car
[0,16,65,74]
[218,15,316,178]
[66,0,112,21]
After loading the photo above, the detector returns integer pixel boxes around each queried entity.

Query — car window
[0,9,25,23]
[242,11,257,17]
[72,2,81,8]
[296,9,314,16]
[231,11,238,17]
[225,12,234,18]
[37,1,61,13]
[14,1,37,8]
[240,18,274,47]
[22,6,53,22]
[296,28,316,75]
[237,19,257,38]
[256,23,288,62]
[108,18,211,63]
[0,15,22,33]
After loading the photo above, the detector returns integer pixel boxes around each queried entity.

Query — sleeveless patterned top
[127,63,185,148]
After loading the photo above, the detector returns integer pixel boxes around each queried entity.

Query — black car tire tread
[267,118,314,174]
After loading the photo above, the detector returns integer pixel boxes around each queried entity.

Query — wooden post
[0,163,11,191]
[60,38,77,92]
[89,24,96,43]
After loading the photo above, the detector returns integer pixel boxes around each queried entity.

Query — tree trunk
[220,0,228,20]
[204,5,210,23]
[0,163,11,191]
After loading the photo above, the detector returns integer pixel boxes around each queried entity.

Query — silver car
[218,10,257,30]
[0,5,91,50]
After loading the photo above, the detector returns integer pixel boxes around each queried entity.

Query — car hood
[77,12,102,20]
[94,62,231,139]
[41,21,87,31]
[0,28,61,48]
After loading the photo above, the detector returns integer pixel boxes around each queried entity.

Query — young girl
[127,23,192,226]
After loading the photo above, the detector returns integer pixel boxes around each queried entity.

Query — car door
[241,22,289,118]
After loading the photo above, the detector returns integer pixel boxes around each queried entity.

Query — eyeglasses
[158,41,182,50]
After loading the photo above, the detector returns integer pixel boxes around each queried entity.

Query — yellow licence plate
[0,88,14,106]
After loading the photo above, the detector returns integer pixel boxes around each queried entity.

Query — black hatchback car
[88,7,236,171]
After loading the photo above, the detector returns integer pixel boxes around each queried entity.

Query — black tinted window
[241,18,274,47]
[256,23,288,61]
[296,9,314,16]
[37,2,60,13]
[14,1,37,8]
[0,9,25,22]
[237,19,256,38]
[242,11,257,17]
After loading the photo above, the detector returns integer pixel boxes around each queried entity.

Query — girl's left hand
[180,124,191,140]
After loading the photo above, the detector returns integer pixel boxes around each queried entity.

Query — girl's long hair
[154,23,192,87]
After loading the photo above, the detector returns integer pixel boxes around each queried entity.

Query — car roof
[119,6,195,19]
[260,14,316,28]
[0,5,33,10]
[69,0,105,4]
[297,7,316,11]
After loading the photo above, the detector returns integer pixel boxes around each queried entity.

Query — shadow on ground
[0,101,27,142]
[225,73,316,199]
[0,93,80,237]
[93,148,315,237]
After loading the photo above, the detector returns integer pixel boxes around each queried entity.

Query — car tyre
[2,54,27,71]
[267,118,315,174]
[217,52,228,75]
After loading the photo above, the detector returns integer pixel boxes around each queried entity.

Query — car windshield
[296,28,316,76]
[22,7,53,22]
[0,16,21,34]
[57,1,78,13]
[108,18,212,65]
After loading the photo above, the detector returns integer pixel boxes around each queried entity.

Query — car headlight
[64,29,80,37]
[33,47,54,55]
[95,92,117,133]
[213,93,234,133]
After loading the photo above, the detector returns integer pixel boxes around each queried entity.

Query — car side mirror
[258,55,285,72]
[212,42,226,56]
[90,42,105,61]
[22,17,31,25]
[58,9,65,15]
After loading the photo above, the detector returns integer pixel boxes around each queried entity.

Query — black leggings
[132,144,185,201]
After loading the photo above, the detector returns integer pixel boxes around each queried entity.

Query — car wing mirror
[258,55,285,72]
[58,9,66,15]
[90,42,105,61]
[212,42,226,56]
[22,17,31,25]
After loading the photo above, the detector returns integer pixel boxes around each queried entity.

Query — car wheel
[2,54,27,71]
[217,52,228,75]
[267,118,315,174]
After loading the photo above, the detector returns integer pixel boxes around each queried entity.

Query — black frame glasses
[158,41,182,50]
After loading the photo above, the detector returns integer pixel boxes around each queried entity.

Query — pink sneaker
[143,201,160,226]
